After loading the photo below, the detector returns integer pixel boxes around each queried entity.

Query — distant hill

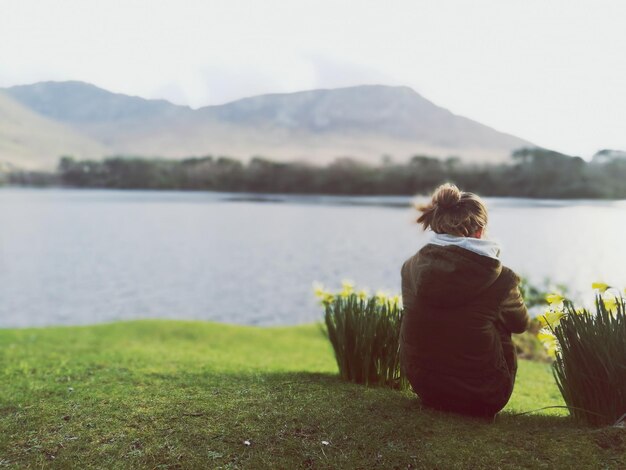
[0,90,109,169]
[593,149,626,163]
[2,81,534,169]
[6,81,181,123]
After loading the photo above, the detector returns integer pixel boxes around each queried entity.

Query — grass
[0,320,624,469]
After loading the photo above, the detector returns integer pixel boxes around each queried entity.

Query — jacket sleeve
[400,258,416,314]
[499,275,530,334]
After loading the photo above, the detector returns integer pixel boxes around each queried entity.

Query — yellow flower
[389,294,402,308]
[321,293,335,306]
[537,329,555,342]
[602,295,617,311]
[592,282,610,293]
[544,343,557,358]
[341,279,355,290]
[545,293,564,305]
[537,328,558,358]
[312,281,326,299]
[375,290,388,304]
[357,289,369,301]
[538,309,564,327]
[340,279,355,298]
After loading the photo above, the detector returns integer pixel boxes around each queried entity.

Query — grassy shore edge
[1,320,624,469]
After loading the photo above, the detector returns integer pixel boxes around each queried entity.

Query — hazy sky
[1,0,625,157]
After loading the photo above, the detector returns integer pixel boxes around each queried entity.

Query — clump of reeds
[313,281,408,390]
[538,283,626,426]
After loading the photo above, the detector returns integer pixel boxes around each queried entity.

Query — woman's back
[400,183,529,418]
[401,243,517,378]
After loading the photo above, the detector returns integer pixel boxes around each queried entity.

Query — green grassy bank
[0,321,624,469]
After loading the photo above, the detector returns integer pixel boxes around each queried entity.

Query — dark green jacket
[400,243,529,413]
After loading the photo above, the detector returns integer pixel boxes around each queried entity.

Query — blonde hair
[416,183,488,237]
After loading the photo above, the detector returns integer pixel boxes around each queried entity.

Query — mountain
[0,90,109,169]
[2,81,533,169]
[5,81,183,123]
[593,149,626,163]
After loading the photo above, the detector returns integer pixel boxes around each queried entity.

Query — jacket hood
[429,233,501,260]
[405,244,503,307]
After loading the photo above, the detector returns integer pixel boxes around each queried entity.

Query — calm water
[1,188,625,328]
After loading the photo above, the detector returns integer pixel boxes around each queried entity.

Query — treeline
[5,147,626,198]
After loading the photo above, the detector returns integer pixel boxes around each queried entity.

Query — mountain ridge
[1,81,534,169]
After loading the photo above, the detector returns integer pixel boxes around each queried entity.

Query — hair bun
[433,183,461,208]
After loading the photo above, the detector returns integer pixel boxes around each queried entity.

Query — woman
[400,183,530,419]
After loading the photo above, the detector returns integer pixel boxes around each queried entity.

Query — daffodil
[537,328,558,358]
[375,290,388,304]
[357,289,369,301]
[538,309,564,327]
[544,342,558,358]
[312,281,326,299]
[321,293,335,306]
[341,279,355,290]
[537,329,556,342]
[388,294,401,308]
[545,293,564,305]
[592,282,610,293]
[602,295,617,311]
[340,279,355,298]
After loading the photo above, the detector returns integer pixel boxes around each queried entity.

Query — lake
[1,188,625,328]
